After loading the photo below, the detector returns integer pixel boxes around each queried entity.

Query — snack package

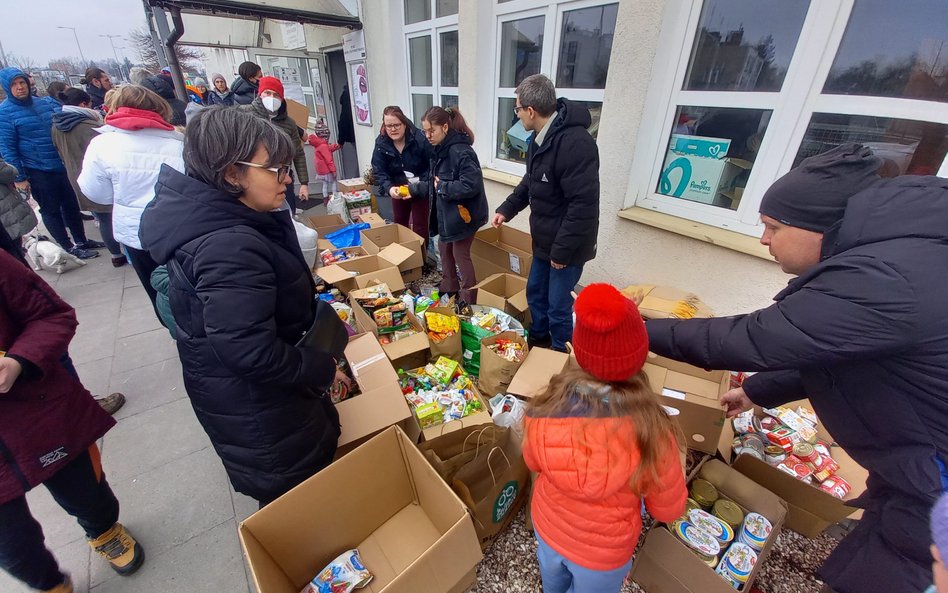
[300,549,373,593]
[416,402,444,429]
[331,302,356,330]
[426,311,460,335]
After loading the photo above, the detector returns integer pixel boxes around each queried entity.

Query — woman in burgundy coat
[0,249,144,592]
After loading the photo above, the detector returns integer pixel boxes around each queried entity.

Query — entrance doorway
[327,49,360,180]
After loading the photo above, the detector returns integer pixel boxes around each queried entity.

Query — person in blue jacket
[0,67,101,259]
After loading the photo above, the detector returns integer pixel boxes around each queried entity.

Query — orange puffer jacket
[523,415,687,571]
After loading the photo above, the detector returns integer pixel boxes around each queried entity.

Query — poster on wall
[273,65,305,104]
[350,61,371,127]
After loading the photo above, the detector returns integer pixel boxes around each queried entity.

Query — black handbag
[296,299,349,361]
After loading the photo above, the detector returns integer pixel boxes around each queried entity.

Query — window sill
[618,207,775,262]
[482,167,523,187]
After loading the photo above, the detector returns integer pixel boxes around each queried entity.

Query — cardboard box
[620,284,714,320]
[312,244,374,272]
[471,226,533,280]
[642,353,733,457]
[302,213,348,237]
[418,385,494,442]
[474,273,530,326]
[659,134,752,204]
[361,224,426,278]
[238,426,483,593]
[731,399,868,537]
[358,213,387,227]
[506,348,576,399]
[338,177,369,193]
[317,243,415,294]
[631,459,788,593]
[351,297,430,368]
[335,333,415,452]
[286,98,309,129]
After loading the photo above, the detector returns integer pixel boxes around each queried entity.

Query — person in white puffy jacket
[78,85,184,320]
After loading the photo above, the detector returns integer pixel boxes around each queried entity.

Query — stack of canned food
[669,478,774,590]
[731,406,852,499]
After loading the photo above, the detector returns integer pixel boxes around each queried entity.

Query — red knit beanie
[257,76,284,99]
[572,284,649,382]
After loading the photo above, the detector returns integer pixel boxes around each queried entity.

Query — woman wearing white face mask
[238,77,309,212]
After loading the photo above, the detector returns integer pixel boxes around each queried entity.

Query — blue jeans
[535,530,633,593]
[527,259,584,350]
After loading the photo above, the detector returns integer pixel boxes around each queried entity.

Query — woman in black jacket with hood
[371,105,431,255]
[139,107,347,507]
[422,106,488,302]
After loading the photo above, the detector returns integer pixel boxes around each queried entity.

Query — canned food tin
[713,499,745,529]
[740,433,766,453]
[764,445,787,466]
[793,442,819,464]
[813,441,832,458]
[672,520,721,560]
[735,446,765,462]
[732,414,761,435]
[715,562,744,590]
[685,498,702,514]
[690,479,719,510]
[820,476,852,499]
[722,542,758,581]
[740,513,773,551]
[688,509,734,546]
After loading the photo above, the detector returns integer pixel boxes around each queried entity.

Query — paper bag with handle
[425,307,463,362]
[418,423,503,482]
[478,331,528,397]
[450,426,530,547]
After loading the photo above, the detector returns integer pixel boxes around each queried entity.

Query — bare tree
[49,57,83,76]
[128,27,203,72]
[7,53,38,72]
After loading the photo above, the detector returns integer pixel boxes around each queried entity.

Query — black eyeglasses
[513,105,531,115]
[237,161,291,182]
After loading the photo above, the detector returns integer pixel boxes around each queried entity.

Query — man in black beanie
[645,144,948,593]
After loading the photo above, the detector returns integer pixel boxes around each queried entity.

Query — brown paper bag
[419,424,503,482]
[478,331,528,397]
[425,307,463,362]
[451,427,530,547]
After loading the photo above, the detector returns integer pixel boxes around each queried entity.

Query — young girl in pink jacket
[307,133,340,204]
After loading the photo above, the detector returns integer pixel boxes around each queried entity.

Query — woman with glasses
[371,106,432,260]
[138,107,346,508]
[421,106,488,303]
[78,85,184,319]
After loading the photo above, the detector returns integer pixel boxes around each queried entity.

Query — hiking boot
[111,255,127,268]
[67,247,99,260]
[41,575,73,593]
[95,393,126,415]
[76,239,106,250]
[89,523,144,575]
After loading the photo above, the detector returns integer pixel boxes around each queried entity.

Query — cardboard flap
[359,212,386,227]
[378,242,415,267]
[507,289,529,313]
[507,348,571,398]
[318,263,356,285]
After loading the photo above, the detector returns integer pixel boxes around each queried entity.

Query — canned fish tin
[713,499,745,529]
[672,520,721,560]
[740,433,766,454]
[715,562,744,590]
[739,513,773,551]
[732,414,761,435]
[820,476,852,499]
[735,446,765,462]
[722,542,758,582]
[690,479,719,510]
[685,498,702,514]
[764,445,787,466]
[793,442,819,464]
[688,509,734,547]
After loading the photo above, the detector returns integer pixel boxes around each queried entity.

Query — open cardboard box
[302,213,348,237]
[335,333,416,454]
[416,384,494,442]
[471,226,533,280]
[318,244,415,294]
[731,399,868,537]
[631,459,788,593]
[507,350,732,457]
[361,223,426,280]
[473,273,530,327]
[238,426,483,593]
[311,240,379,272]
[351,297,430,369]
[338,177,369,193]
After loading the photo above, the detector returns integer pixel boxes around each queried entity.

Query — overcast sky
[1,0,148,67]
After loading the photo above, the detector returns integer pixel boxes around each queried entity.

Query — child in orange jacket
[307,132,341,205]
[522,283,688,593]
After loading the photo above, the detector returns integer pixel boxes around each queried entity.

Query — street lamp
[57,26,86,66]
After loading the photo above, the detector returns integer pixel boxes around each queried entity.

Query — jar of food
[713,499,745,529]
[690,479,719,510]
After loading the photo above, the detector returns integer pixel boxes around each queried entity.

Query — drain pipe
[161,6,188,102]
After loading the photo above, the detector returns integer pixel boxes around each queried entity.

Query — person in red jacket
[307,132,341,205]
[523,283,687,593]
[0,249,144,593]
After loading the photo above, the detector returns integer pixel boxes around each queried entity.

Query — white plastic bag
[326,193,351,222]
[489,394,526,437]
[293,220,319,269]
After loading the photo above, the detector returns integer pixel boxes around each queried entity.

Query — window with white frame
[491,0,619,173]
[404,0,459,126]
[628,0,948,238]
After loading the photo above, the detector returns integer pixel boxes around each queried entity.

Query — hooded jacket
[371,126,431,197]
[646,175,948,593]
[84,83,107,111]
[0,249,115,505]
[427,130,488,243]
[0,158,36,240]
[0,67,65,180]
[207,89,235,107]
[230,77,257,106]
[77,107,185,249]
[238,97,309,185]
[51,108,109,213]
[308,134,340,176]
[140,74,187,126]
[523,407,686,571]
[496,98,600,266]
[139,165,339,501]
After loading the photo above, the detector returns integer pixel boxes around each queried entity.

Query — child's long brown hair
[527,367,677,494]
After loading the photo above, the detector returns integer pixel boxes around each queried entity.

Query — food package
[398,362,483,428]
[486,338,525,362]
[300,549,373,593]
[331,302,356,330]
